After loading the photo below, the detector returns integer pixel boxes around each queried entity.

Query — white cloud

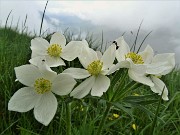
[0,1,48,34]
[43,1,180,31]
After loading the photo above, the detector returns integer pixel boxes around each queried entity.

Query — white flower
[140,45,175,100]
[63,40,116,99]
[29,32,83,67]
[8,64,76,126]
[109,37,154,87]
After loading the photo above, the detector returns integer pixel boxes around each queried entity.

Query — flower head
[29,32,83,67]
[140,45,175,100]
[63,40,116,99]
[8,64,76,125]
[109,36,154,87]
[111,37,175,100]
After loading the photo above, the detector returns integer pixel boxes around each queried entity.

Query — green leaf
[123,94,158,105]
[123,94,157,100]
[112,102,133,118]
[125,99,158,105]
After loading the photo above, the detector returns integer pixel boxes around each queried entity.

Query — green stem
[110,68,123,89]
[66,102,71,135]
[113,81,139,102]
[111,69,128,101]
[96,103,111,135]
[150,87,164,135]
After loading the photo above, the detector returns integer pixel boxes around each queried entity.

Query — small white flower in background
[29,32,83,67]
[8,63,76,126]
[63,40,116,99]
[140,45,175,100]
[109,36,154,87]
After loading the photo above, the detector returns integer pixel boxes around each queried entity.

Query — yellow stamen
[87,60,103,76]
[125,52,144,64]
[133,93,139,96]
[113,113,119,118]
[34,78,52,94]
[47,44,62,57]
[132,123,137,131]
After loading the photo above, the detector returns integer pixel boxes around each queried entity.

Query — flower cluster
[8,32,175,126]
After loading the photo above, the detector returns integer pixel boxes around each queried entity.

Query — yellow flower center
[87,60,103,76]
[125,52,144,64]
[34,78,52,94]
[47,44,62,57]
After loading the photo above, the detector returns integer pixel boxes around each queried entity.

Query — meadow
[0,25,180,135]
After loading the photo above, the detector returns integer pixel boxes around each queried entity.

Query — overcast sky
[0,1,180,65]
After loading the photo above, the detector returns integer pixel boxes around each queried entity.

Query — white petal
[128,69,154,87]
[70,76,95,99]
[34,92,57,126]
[128,59,146,75]
[96,51,102,59]
[101,69,109,75]
[61,41,84,61]
[115,36,130,62]
[82,40,89,47]
[15,64,42,87]
[78,46,98,69]
[37,62,57,81]
[91,75,110,97]
[107,60,130,75]
[107,63,120,75]
[63,68,90,79]
[30,37,49,56]
[146,62,170,75]
[52,74,76,95]
[147,53,175,75]
[138,45,154,64]
[45,55,65,67]
[101,45,116,70]
[8,87,40,112]
[29,56,46,67]
[50,32,66,48]
[31,52,42,58]
[150,76,169,101]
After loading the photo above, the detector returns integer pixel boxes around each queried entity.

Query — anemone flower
[111,36,175,100]
[8,63,76,125]
[63,40,116,99]
[109,36,154,87]
[29,32,83,67]
[140,46,175,100]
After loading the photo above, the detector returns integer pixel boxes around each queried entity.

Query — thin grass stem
[5,10,12,29]
[136,31,152,53]
[39,1,48,36]
[96,103,111,135]
[130,20,143,52]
